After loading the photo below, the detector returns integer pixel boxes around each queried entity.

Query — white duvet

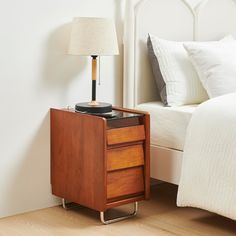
[177,93,236,220]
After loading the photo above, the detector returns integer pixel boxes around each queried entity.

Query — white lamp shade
[68,17,119,56]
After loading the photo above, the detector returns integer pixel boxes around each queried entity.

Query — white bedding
[177,93,236,220]
[137,102,198,151]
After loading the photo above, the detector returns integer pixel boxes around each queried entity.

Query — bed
[137,102,197,183]
[123,0,236,184]
[123,0,236,220]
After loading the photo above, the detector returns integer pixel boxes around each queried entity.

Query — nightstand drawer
[107,125,145,145]
[107,167,144,199]
[107,144,144,171]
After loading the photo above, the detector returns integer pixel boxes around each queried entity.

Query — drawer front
[107,125,145,146]
[107,167,144,200]
[107,144,144,171]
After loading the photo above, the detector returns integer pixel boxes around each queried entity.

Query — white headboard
[123,0,236,108]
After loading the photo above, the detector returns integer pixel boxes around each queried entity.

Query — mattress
[136,102,198,151]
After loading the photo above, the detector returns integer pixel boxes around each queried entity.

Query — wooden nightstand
[50,107,150,224]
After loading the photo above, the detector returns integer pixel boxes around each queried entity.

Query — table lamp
[68,17,119,113]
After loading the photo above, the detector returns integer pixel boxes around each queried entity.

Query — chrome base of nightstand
[62,198,138,225]
[62,198,74,210]
[100,201,138,225]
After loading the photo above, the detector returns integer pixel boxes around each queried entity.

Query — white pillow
[148,35,208,106]
[147,35,234,106]
[184,41,236,98]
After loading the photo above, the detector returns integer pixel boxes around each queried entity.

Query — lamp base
[75,102,112,114]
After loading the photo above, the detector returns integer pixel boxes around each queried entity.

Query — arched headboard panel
[123,0,236,108]
[197,0,236,40]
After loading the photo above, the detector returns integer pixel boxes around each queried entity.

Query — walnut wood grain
[106,195,145,209]
[143,114,150,199]
[107,144,144,171]
[107,167,144,199]
[51,108,106,212]
[107,125,145,146]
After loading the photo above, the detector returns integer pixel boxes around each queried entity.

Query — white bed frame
[123,0,236,184]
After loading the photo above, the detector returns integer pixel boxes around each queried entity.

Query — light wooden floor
[0,184,235,236]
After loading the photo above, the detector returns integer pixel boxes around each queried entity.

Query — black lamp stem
[92,79,96,101]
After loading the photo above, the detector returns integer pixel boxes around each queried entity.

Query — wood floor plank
[0,184,235,236]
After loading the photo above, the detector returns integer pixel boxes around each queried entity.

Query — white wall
[0,0,124,218]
